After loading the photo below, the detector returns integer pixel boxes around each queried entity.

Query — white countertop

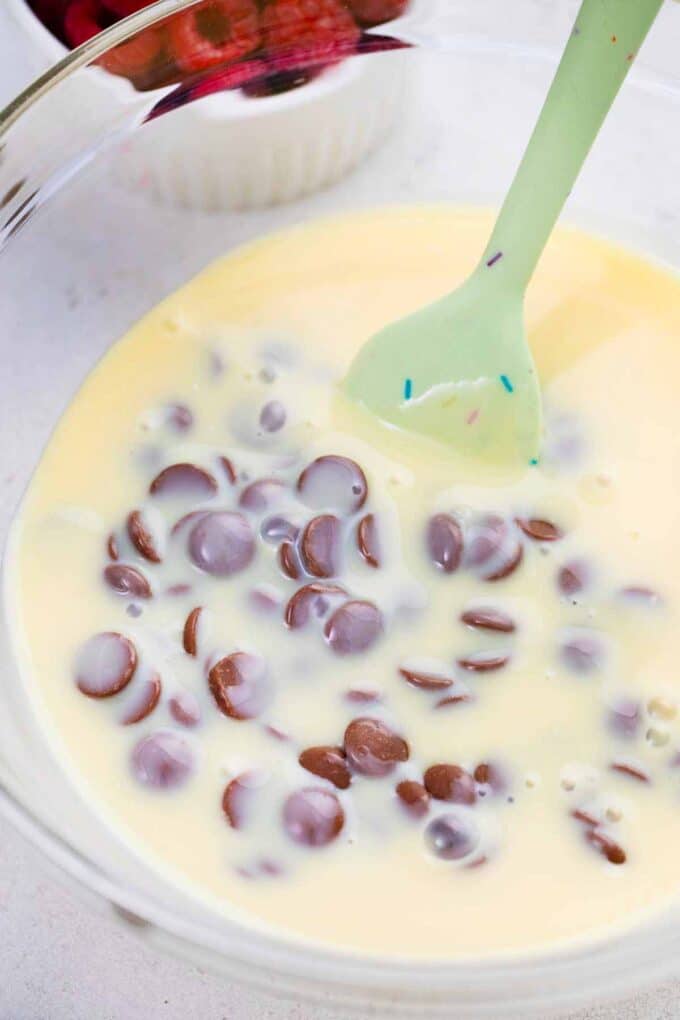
[2,4,680,1018]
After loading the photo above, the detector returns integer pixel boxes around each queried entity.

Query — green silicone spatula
[344,0,663,465]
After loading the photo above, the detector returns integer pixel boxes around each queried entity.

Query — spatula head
[343,275,542,465]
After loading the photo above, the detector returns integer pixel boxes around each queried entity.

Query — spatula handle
[480,0,663,292]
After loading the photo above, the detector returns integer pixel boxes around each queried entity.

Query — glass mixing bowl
[2,2,680,1016]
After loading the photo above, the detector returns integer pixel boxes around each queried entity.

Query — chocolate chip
[325,600,383,656]
[610,760,650,783]
[239,478,286,512]
[107,533,119,561]
[473,761,509,794]
[465,854,489,871]
[261,516,299,544]
[284,583,347,629]
[585,828,626,865]
[558,559,590,596]
[426,514,463,574]
[208,652,271,720]
[396,780,430,818]
[424,764,476,804]
[75,632,137,698]
[516,518,563,542]
[103,564,152,599]
[299,746,351,790]
[436,693,473,709]
[464,515,506,567]
[259,400,287,433]
[606,698,640,739]
[473,763,492,786]
[169,691,201,728]
[149,463,218,499]
[264,724,290,742]
[131,731,195,790]
[257,858,284,877]
[188,512,255,576]
[559,629,605,674]
[171,510,210,537]
[399,666,453,691]
[165,403,193,432]
[618,586,663,608]
[460,607,515,633]
[297,456,368,514]
[299,515,341,578]
[222,770,266,829]
[345,689,382,704]
[166,583,192,597]
[483,541,523,582]
[218,456,237,485]
[248,587,282,614]
[183,607,203,656]
[277,541,301,580]
[315,594,332,618]
[127,509,163,564]
[464,515,523,581]
[457,651,510,673]
[344,717,409,777]
[572,808,600,828]
[357,514,380,568]
[120,673,162,725]
[282,788,345,847]
[425,812,479,861]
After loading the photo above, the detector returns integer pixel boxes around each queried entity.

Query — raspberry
[63,0,105,45]
[99,25,165,81]
[261,0,360,65]
[167,0,261,75]
[55,0,164,79]
[347,0,409,27]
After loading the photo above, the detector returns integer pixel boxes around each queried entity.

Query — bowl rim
[3,4,680,1011]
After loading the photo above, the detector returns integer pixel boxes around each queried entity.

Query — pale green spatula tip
[342,0,663,468]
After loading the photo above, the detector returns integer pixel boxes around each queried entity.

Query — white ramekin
[6,0,409,210]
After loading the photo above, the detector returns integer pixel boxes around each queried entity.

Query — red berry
[63,0,105,46]
[262,0,360,65]
[347,0,408,27]
[167,0,261,74]
[99,25,166,80]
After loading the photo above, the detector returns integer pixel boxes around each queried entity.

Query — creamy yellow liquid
[8,207,680,959]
